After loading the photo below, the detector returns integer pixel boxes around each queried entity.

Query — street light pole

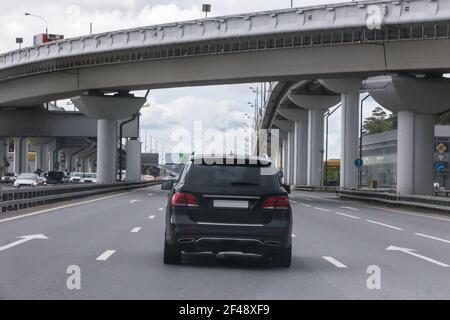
[25,13,48,35]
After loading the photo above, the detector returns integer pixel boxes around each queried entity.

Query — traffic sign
[435,162,446,172]
[354,159,364,168]
[436,143,447,154]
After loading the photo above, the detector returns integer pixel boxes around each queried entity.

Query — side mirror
[161,180,174,190]
[282,184,291,194]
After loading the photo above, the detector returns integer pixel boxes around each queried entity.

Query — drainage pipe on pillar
[119,113,139,181]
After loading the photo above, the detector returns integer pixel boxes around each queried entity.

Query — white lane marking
[334,212,360,220]
[292,234,297,238]
[130,200,141,204]
[148,194,153,196]
[149,215,156,219]
[415,233,450,245]
[0,234,48,252]
[0,191,136,224]
[96,250,116,261]
[130,227,142,233]
[341,206,359,211]
[298,202,312,207]
[357,204,450,223]
[386,246,449,268]
[322,256,348,268]
[158,208,164,211]
[366,220,403,231]
[314,207,331,212]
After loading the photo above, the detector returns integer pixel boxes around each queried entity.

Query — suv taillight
[171,192,200,207]
[262,196,290,210]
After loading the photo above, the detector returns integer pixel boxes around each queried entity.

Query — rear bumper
[168,223,292,254]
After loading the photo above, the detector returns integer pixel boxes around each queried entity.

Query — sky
[0,0,385,160]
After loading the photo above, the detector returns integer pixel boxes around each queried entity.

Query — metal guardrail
[338,190,450,212]
[0,181,162,213]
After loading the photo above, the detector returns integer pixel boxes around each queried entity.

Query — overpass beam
[125,139,142,181]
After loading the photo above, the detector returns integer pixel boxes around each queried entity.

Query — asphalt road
[0,186,449,300]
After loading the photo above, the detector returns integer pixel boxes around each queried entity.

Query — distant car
[45,171,66,185]
[81,173,97,184]
[1,173,17,184]
[14,173,42,188]
[162,155,293,267]
[69,172,85,183]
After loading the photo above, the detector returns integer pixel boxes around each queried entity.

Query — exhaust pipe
[177,238,195,244]
[265,240,281,247]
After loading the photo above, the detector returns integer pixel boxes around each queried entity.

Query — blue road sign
[436,162,446,172]
[354,159,364,168]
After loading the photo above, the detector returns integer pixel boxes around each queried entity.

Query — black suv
[162,155,292,267]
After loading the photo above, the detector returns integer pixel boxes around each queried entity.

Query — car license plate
[213,200,249,209]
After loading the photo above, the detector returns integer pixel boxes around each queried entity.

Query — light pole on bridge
[25,13,48,36]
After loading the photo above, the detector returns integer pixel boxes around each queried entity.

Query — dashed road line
[130,227,142,233]
[366,220,403,231]
[415,233,450,244]
[334,212,360,219]
[298,203,312,208]
[340,206,359,211]
[292,234,297,238]
[96,250,116,261]
[322,256,348,268]
[149,215,156,219]
[158,208,164,211]
[356,204,450,223]
[314,207,331,213]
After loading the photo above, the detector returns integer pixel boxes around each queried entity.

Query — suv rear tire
[272,246,292,268]
[163,240,182,265]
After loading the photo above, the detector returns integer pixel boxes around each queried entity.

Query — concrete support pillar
[307,109,325,187]
[293,120,308,186]
[126,139,142,181]
[14,138,29,173]
[97,119,117,183]
[282,139,288,184]
[0,138,7,176]
[340,93,360,189]
[287,131,295,185]
[397,111,435,195]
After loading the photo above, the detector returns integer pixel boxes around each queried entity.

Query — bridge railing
[0,181,162,214]
[338,190,450,212]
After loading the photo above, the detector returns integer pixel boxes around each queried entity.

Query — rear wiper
[230,181,259,186]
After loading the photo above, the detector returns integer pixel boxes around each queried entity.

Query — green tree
[437,110,450,125]
[363,107,397,135]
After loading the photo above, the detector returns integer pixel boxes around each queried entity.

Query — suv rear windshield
[185,163,280,187]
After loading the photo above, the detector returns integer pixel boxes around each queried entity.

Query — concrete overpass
[0,0,450,187]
